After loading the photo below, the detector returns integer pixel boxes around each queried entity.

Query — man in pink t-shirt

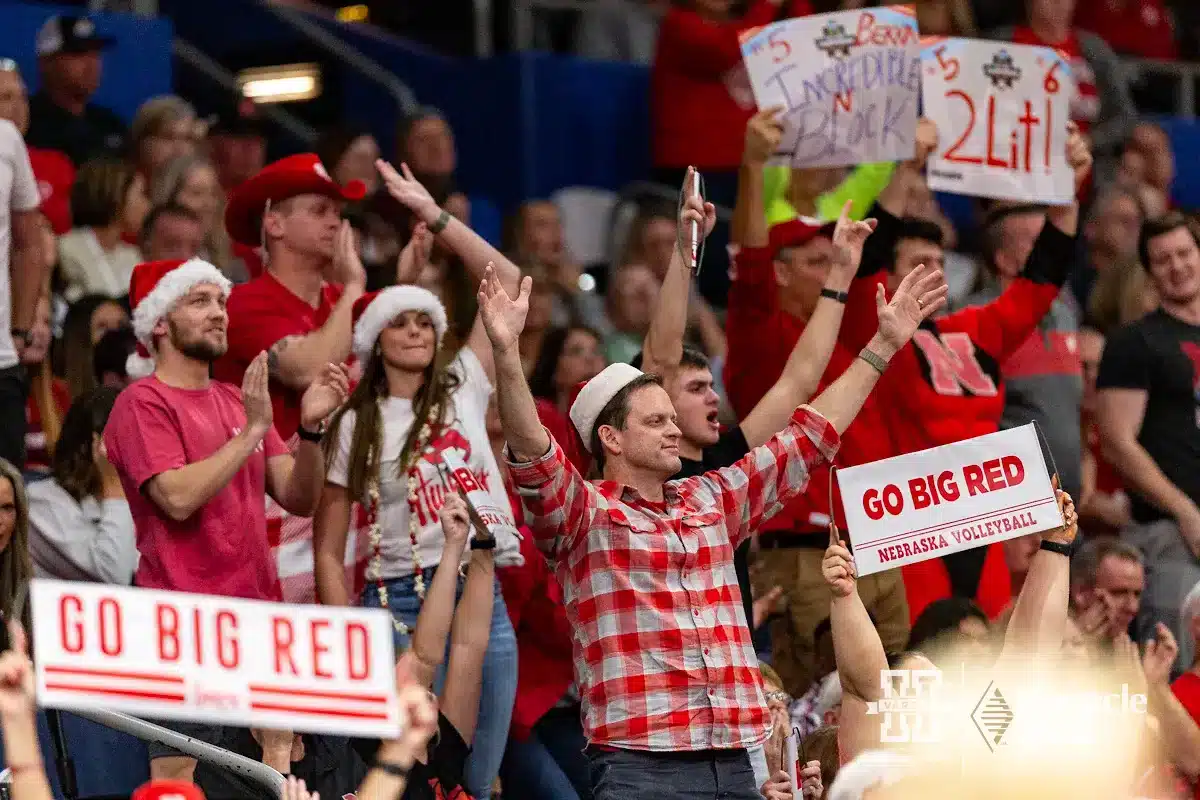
[103,257,349,786]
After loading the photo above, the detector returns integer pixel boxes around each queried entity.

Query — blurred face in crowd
[175,162,222,230]
[609,263,659,334]
[1027,0,1076,32]
[0,69,29,135]
[334,135,381,195]
[210,133,267,189]
[144,210,204,262]
[637,215,677,280]
[1087,191,1143,265]
[142,118,198,180]
[893,236,945,286]
[379,311,437,373]
[599,383,682,477]
[158,284,228,363]
[1144,225,1200,305]
[42,50,103,103]
[19,295,53,366]
[520,201,566,267]
[1131,123,1174,192]
[406,115,456,178]
[774,237,833,317]
[122,172,151,239]
[992,211,1045,280]
[1092,554,1144,639]
[91,301,128,344]
[1078,328,1104,414]
[265,194,343,262]
[0,476,15,554]
[554,329,605,398]
[669,366,721,449]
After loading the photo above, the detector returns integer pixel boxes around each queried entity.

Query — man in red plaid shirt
[474,246,946,798]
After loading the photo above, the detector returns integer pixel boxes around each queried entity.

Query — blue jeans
[588,746,760,800]
[361,569,517,800]
[500,704,591,799]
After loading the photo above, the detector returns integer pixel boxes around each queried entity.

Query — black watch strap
[297,423,324,443]
[373,760,411,779]
[820,288,849,303]
[10,328,30,346]
[1040,538,1073,557]
[470,536,497,550]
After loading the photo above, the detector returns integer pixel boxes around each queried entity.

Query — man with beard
[104,257,349,788]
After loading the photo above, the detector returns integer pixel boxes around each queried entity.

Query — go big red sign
[835,425,1061,576]
[31,581,401,738]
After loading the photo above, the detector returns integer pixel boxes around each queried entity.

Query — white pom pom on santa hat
[127,258,232,375]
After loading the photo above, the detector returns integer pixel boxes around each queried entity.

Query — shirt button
[703,647,710,655]
[693,609,700,616]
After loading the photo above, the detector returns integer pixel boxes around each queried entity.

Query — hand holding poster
[835,425,1061,577]
[739,6,921,169]
[32,580,401,738]
[921,38,1074,203]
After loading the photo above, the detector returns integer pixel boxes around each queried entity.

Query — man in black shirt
[1097,211,1200,672]
[25,15,127,166]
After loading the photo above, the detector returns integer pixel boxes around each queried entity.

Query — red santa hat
[569,363,645,452]
[225,153,368,247]
[126,258,232,379]
[131,779,206,800]
[351,285,448,361]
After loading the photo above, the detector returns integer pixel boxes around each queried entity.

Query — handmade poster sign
[739,5,922,169]
[31,580,401,738]
[835,424,1061,576]
[921,37,1074,203]
[439,449,520,543]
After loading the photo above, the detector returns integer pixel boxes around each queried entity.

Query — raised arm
[145,354,277,521]
[1000,483,1077,659]
[1141,625,1200,780]
[410,496,472,689]
[739,201,873,448]
[440,544,495,743]
[641,167,716,379]
[265,362,350,516]
[268,222,364,391]
[823,529,888,762]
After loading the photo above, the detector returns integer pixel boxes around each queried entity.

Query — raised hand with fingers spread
[477,263,534,353]
[874,263,948,355]
[376,160,439,223]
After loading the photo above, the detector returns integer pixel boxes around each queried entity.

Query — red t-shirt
[1010,27,1100,138]
[104,376,288,600]
[1076,0,1177,60]
[652,0,812,170]
[28,148,74,235]
[25,378,71,473]
[214,272,344,440]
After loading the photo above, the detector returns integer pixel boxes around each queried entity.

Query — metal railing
[261,0,419,118]
[69,708,286,798]
[174,38,320,146]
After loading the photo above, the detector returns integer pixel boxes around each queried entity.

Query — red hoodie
[838,204,1077,622]
[652,0,812,170]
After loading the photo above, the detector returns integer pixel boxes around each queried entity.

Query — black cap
[207,96,269,138]
[35,16,115,57]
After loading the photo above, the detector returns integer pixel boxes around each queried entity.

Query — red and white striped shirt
[507,405,839,751]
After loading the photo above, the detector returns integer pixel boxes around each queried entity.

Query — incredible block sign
[740,6,921,169]
[835,425,1061,576]
[31,580,401,738]
[921,38,1074,204]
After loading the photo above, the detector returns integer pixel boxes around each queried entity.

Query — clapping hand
[242,352,274,435]
[874,263,948,355]
[332,220,367,290]
[299,362,351,431]
[397,222,435,285]
[478,264,533,353]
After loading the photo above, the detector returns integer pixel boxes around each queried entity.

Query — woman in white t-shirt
[315,282,523,798]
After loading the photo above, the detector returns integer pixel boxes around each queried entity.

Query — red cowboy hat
[225,153,368,246]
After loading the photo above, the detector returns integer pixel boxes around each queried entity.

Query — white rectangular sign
[835,424,1060,576]
[31,580,401,738]
[740,6,921,169]
[921,37,1074,204]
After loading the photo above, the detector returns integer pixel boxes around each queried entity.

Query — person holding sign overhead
[837,119,1092,625]
[313,212,526,797]
[483,225,945,800]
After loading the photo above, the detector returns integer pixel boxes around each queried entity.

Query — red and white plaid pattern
[268,435,373,604]
[508,406,839,752]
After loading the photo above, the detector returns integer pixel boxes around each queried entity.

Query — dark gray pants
[587,746,760,800]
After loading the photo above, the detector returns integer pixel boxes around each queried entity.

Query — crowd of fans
[0,0,1198,799]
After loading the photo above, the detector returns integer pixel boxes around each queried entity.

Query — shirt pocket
[679,510,730,562]
[603,506,672,574]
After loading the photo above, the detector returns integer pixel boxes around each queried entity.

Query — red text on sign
[962,456,1025,496]
[60,594,123,656]
[860,455,1027,519]
[156,605,240,669]
[944,94,1053,175]
[272,617,372,682]
[854,12,917,48]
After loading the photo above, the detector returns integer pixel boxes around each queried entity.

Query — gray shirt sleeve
[27,479,138,585]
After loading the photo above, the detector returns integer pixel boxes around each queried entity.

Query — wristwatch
[1039,538,1073,557]
[297,421,325,443]
[10,328,31,349]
